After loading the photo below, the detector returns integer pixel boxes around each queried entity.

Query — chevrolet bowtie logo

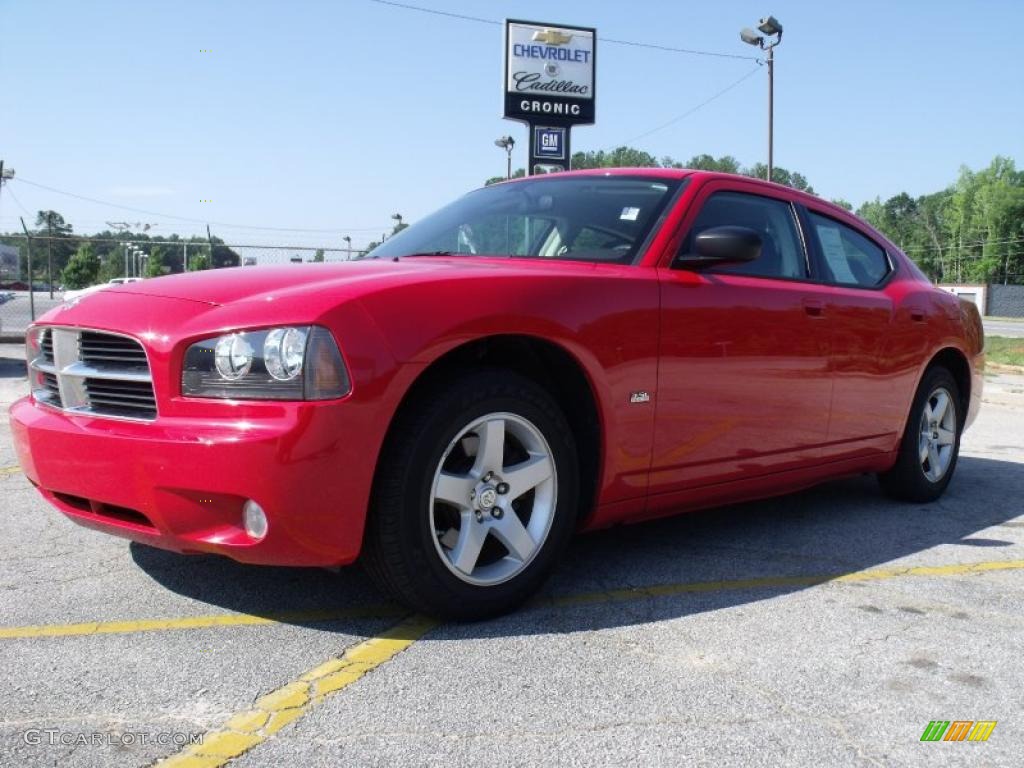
[532,29,573,46]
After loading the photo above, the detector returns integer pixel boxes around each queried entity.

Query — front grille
[79,331,149,368]
[83,377,157,419]
[40,329,55,363]
[29,328,157,421]
[41,372,63,407]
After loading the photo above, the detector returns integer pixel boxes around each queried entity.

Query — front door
[651,185,833,495]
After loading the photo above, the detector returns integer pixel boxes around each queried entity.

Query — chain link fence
[0,234,370,339]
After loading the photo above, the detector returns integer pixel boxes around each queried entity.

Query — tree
[571,146,660,169]
[743,164,815,194]
[680,154,741,173]
[34,210,76,287]
[187,252,210,271]
[831,199,854,211]
[60,242,101,289]
[97,249,125,283]
[485,168,526,186]
[145,246,167,277]
[313,248,325,263]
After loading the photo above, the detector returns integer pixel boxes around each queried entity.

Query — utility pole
[46,214,54,299]
[0,162,14,208]
[20,217,35,321]
[343,236,352,261]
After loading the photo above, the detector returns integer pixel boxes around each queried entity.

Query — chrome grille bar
[28,327,157,421]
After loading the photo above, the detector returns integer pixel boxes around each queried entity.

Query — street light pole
[494,136,515,180]
[343,236,352,261]
[740,16,783,183]
[767,43,774,182]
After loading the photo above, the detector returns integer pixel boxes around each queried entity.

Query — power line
[365,0,758,61]
[609,65,763,148]
[3,184,32,218]
[901,236,1024,253]
[11,178,389,234]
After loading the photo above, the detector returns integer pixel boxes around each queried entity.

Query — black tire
[362,368,579,621]
[878,366,963,502]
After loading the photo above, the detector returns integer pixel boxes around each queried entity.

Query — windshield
[369,175,682,264]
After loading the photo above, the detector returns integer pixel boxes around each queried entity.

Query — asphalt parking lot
[1,341,1021,767]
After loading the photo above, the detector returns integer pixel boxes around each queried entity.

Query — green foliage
[858,155,1024,283]
[97,249,125,283]
[484,148,812,194]
[313,248,325,263]
[187,253,210,271]
[485,168,526,186]
[60,242,101,289]
[144,246,167,277]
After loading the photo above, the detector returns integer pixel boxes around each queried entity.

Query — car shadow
[130,455,1024,636]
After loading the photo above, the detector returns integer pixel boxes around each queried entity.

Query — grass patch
[986,336,1024,367]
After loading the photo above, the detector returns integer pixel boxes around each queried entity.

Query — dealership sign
[504,19,596,125]
[504,19,595,174]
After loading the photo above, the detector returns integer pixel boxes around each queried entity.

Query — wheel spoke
[935,427,955,446]
[919,437,930,464]
[503,454,553,501]
[450,515,488,575]
[434,471,473,509]
[471,418,506,476]
[927,444,942,475]
[491,510,536,562]
[931,391,950,423]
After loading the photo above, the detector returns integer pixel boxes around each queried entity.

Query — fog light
[243,500,268,540]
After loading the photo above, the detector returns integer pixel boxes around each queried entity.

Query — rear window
[808,213,891,288]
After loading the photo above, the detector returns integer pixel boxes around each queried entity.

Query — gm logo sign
[534,126,565,160]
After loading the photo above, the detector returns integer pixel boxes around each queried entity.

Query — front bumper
[10,396,373,567]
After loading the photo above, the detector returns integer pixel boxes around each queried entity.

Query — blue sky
[1,0,1021,249]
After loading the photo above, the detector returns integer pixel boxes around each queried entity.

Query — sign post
[503,19,596,175]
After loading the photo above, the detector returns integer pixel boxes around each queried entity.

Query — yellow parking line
[0,465,22,475]
[3,559,1023,641]
[154,614,437,768]
[0,604,405,640]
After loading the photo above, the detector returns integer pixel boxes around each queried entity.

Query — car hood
[106,257,597,306]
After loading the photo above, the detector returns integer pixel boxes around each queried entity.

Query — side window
[808,212,890,288]
[679,191,807,279]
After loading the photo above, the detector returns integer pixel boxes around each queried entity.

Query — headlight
[182,325,350,400]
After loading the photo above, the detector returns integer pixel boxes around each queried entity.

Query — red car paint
[10,170,984,566]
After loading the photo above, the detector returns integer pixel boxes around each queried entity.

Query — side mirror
[675,226,762,270]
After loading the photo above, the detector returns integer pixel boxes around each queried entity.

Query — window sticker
[817,224,857,283]
[620,207,640,221]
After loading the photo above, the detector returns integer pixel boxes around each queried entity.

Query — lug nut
[474,510,484,522]
[483,471,494,482]
[491,507,504,519]
[496,482,510,495]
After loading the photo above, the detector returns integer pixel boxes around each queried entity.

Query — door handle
[802,299,825,318]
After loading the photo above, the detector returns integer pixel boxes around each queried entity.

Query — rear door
[799,207,906,455]
[651,181,833,493]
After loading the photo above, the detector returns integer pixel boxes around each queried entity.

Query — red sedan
[11,170,984,619]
